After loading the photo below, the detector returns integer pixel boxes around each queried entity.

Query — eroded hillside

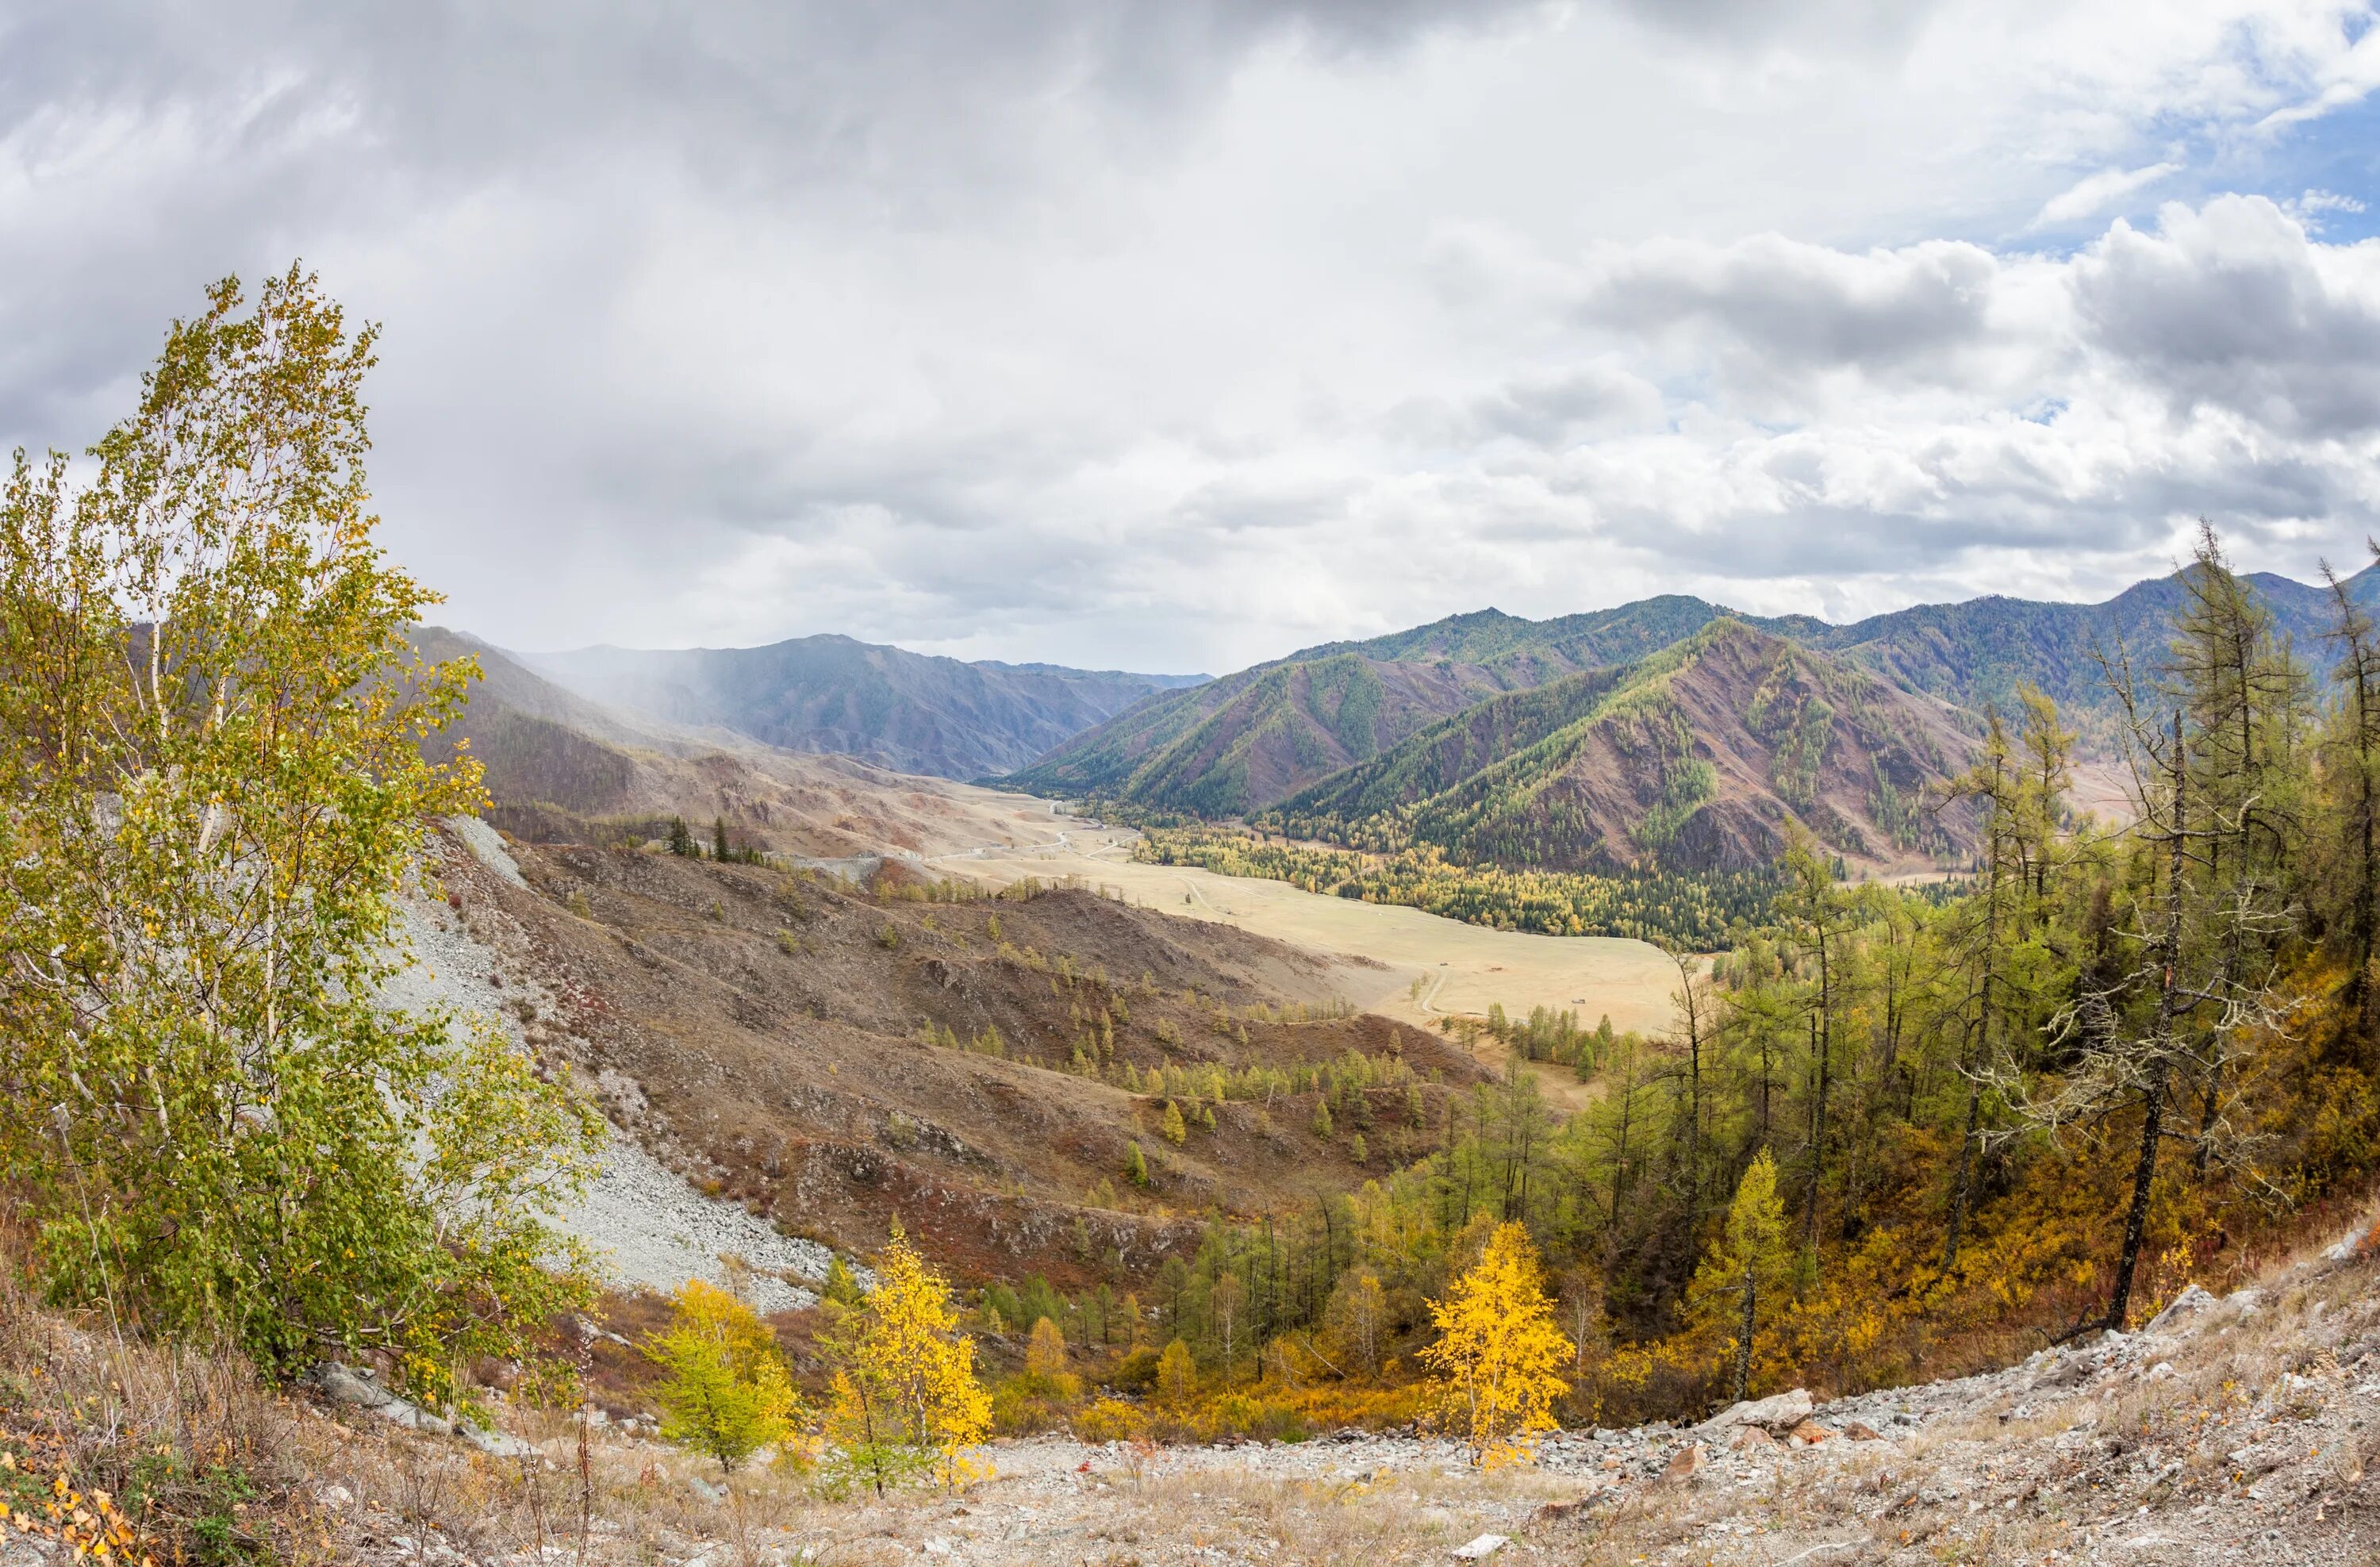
[427,828,1487,1294]
[415,626,1097,859]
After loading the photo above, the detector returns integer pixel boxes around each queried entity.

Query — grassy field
[942,808,1685,1041]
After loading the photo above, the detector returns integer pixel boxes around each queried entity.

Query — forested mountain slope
[1803,564,2380,743]
[1008,565,2380,817]
[529,633,1205,779]
[1270,619,1979,873]
[1000,651,1555,816]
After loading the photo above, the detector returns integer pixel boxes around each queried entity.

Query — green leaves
[0,270,597,1392]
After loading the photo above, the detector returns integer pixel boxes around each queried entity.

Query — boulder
[1787,1419,1834,1445]
[2145,1284,2217,1334]
[1841,1420,1885,1442]
[1697,1388,1814,1437]
[1727,1425,1776,1452]
[1662,1443,1708,1481]
[311,1361,528,1456]
[1451,1535,1509,1560]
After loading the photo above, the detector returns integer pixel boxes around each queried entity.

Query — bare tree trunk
[2106,710,2187,1334]
[1732,1269,1756,1404]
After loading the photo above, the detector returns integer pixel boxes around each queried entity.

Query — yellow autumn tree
[1154,1337,1200,1407]
[823,1223,992,1493]
[647,1280,802,1477]
[1420,1221,1572,1467]
[1321,1267,1389,1378]
[1687,1148,1792,1404]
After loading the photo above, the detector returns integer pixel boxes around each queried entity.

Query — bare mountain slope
[415,626,1094,858]
[425,826,1485,1292]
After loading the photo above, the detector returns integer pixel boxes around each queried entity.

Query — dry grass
[965,830,1683,1039]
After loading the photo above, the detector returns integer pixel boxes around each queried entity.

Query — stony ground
[269,1216,2378,1567]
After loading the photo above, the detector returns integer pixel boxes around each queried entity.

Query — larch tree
[1690,1149,1792,1405]
[2011,529,2296,1332]
[1420,1220,1573,1468]
[647,1280,801,1477]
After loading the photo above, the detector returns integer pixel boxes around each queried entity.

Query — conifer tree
[1126,1141,1150,1186]
[669,816,697,857]
[1690,1150,1791,1404]
[1155,1338,1200,1406]
[713,815,731,861]
[647,1280,801,1477]
[823,1254,866,1308]
[1161,1100,1188,1145]
[1420,1221,1572,1467]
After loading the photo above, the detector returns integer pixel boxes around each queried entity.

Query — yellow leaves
[1420,1221,1572,1469]
[645,1279,801,1473]
[824,1225,992,1490]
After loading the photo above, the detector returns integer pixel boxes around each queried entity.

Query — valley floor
[953,821,1683,1040]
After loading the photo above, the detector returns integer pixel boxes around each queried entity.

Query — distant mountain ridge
[1004,564,2380,824]
[411,627,1084,857]
[524,633,1207,780]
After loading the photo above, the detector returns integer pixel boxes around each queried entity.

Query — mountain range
[435,563,2380,876]
[524,634,1206,779]
[1266,619,1978,873]
[1001,565,2380,832]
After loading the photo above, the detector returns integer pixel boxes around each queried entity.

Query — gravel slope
[385,823,854,1313]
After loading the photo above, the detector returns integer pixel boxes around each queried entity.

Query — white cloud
[2032,161,2182,227]
[4,1,2380,674]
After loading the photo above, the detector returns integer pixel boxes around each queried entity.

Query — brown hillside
[414,625,1088,859]
[431,831,1487,1291]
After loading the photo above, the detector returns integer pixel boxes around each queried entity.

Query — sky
[6,2,2380,675]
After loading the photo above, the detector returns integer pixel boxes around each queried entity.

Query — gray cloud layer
[4,2,2379,670]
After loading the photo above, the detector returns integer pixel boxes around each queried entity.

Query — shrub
[1071,1397,1149,1443]
[1110,1344,1163,1392]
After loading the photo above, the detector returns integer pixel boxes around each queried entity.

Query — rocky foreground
[274,1220,2380,1567]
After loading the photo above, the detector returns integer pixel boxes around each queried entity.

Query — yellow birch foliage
[647,1280,800,1476]
[824,1224,992,1492]
[1420,1221,1572,1467]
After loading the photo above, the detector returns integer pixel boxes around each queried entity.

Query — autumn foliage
[1420,1223,1572,1466]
